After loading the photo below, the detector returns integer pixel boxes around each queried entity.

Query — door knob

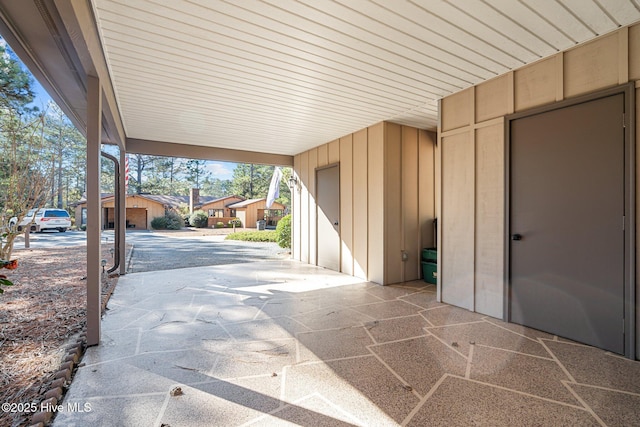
[511,234,522,241]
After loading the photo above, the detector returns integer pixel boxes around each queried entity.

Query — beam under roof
[126,138,293,166]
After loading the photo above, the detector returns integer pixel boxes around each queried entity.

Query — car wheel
[58,228,67,232]
[17,225,23,232]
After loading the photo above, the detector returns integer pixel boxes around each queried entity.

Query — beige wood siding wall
[242,207,258,228]
[102,195,165,229]
[438,24,639,326]
[293,122,436,285]
[239,200,285,228]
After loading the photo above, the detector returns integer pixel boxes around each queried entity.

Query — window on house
[208,209,224,218]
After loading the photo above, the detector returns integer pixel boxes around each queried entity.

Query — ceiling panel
[91,0,640,156]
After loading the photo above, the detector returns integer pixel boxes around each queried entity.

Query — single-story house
[200,195,244,227]
[4,1,638,357]
[74,193,238,230]
[227,198,286,228]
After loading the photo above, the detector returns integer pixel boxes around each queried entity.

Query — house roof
[74,193,230,209]
[199,195,246,208]
[138,194,216,208]
[227,198,283,209]
[0,2,637,163]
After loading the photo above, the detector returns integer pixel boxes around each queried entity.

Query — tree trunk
[250,164,254,198]
[136,154,143,194]
[57,144,63,208]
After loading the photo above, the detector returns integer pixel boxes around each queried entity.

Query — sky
[4,36,238,181]
[28,78,53,111]
[205,161,235,180]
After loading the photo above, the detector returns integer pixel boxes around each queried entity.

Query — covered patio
[0,1,639,424]
[0,0,638,355]
[54,261,640,426]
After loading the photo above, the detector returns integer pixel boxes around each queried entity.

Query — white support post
[86,75,102,346]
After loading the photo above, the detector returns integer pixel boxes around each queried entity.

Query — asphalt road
[11,229,289,273]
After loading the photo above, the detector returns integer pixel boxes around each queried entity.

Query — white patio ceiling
[92,0,640,156]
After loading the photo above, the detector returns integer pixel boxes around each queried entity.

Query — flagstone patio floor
[54,260,640,426]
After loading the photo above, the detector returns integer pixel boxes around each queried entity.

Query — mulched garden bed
[0,244,119,427]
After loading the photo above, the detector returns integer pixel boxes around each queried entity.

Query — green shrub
[215,221,224,228]
[189,210,208,228]
[165,209,184,230]
[151,210,184,230]
[276,214,291,248]
[151,216,168,230]
[225,230,277,242]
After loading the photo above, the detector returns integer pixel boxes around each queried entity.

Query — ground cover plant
[224,230,277,242]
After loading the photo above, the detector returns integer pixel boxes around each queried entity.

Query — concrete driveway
[12,229,90,249]
[125,230,288,273]
[11,229,288,273]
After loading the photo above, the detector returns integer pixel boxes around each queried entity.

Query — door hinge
[623,113,626,128]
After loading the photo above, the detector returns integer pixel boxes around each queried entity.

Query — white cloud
[206,161,235,180]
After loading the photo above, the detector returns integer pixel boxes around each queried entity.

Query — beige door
[316,164,340,271]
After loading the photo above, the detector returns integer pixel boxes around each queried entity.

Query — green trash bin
[422,247,437,262]
[422,261,437,284]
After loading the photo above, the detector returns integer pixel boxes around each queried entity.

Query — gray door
[510,93,625,354]
[316,164,340,271]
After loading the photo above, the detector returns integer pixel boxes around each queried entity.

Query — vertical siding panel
[618,27,629,84]
[630,23,640,80]
[329,139,340,164]
[308,149,318,265]
[402,126,420,281]
[564,33,618,97]
[353,129,369,280]
[475,74,509,123]
[340,135,354,275]
[368,122,385,284]
[441,88,472,131]
[293,154,302,261]
[514,57,557,112]
[475,124,504,318]
[385,123,403,284]
[441,131,475,310]
[300,151,310,263]
[317,144,329,167]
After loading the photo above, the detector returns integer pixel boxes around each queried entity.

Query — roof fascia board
[127,138,294,167]
[55,0,125,148]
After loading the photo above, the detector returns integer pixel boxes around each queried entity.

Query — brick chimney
[189,188,200,213]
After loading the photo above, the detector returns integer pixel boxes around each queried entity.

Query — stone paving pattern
[55,261,640,426]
